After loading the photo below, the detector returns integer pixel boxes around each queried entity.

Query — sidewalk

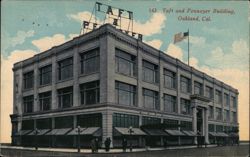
[0,144,219,153]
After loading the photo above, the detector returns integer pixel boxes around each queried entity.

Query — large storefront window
[180,76,191,93]
[58,87,73,108]
[80,49,99,74]
[115,49,136,77]
[58,58,73,80]
[36,118,52,129]
[22,120,34,130]
[55,116,73,129]
[164,69,176,89]
[163,94,176,113]
[142,116,161,126]
[77,113,102,127]
[23,95,33,113]
[181,98,191,115]
[39,91,51,111]
[143,88,159,110]
[209,124,214,132]
[113,113,139,128]
[39,65,52,85]
[142,60,158,83]
[163,119,179,130]
[180,121,192,131]
[115,81,136,106]
[80,81,99,105]
[23,71,34,89]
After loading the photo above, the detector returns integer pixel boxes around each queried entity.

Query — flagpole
[187,29,189,66]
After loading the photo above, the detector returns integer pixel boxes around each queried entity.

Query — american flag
[174,31,189,44]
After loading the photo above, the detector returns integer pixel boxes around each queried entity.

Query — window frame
[115,81,136,106]
[39,64,52,86]
[80,48,100,75]
[58,57,73,81]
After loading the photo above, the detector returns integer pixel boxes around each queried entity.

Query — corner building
[11,24,239,148]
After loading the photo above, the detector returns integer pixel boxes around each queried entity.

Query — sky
[1,0,249,142]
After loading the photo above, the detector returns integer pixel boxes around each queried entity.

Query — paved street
[0,144,249,157]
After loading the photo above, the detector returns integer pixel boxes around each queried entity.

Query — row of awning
[14,127,101,136]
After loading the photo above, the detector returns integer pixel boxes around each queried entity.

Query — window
[180,121,192,131]
[163,94,176,113]
[215,90,222,104]
[58,58,73,80]
[115,49,136,77]
[194,81,203,95]
[163,119,179,130]
[142,116,161,125]
[115,81,136,106]
[209,124,214,132]
[39,65,52,85]
[39,91,51,111]
[80,81,99,105]
[77,113,102,127]
[208,106,214,119]
[231,96,237,108]
[231,112,237,123]
[80,49,99,74]
[36,118,52,129]
[224,93,229,107]
[22,120,34,130]
[23,71,34,89]
[224,109,230,122]
[215,107,222,120]
[142,60,158,83]
[113,113,139,128]
[164,69,176,89]
[216,125,223,132]
[58,87,73,108]
[23,95,33,113]
[181,98,191,115]
[143,88,159,110]
[205,86,213,99]
[180,76,191,93]
[55,116,73,129]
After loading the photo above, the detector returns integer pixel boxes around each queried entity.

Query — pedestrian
[122,138,127,152]
[91,138,96,153]
[105,137,111,152]
[163,138,167,148]
[95,138,99,152]
[197,131,201,148]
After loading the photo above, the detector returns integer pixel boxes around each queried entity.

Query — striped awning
[114,127,146,136]
[182,130,196,136]
[165,129,185,136]
[45,128,71,135]
[27,129,50,136]
[143,129,168,136]
[67,127,101,136]
[14,130,32,136]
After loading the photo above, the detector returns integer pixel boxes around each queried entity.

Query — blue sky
[1,0,249,142]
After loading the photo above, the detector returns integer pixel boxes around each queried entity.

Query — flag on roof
[174,31,189,44]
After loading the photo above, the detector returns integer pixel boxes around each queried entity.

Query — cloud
[188,36,206,45]
[68,11,166,36]
[202,26,231,36]
[206,39,249,70]
[145,39,163,49]
[1,50,37,143]
[12,30,35,47]
[165,43,183,61]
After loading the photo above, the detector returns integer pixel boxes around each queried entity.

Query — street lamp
[128,126,134,152]
[34,128,39,150]
[76,125,82,153]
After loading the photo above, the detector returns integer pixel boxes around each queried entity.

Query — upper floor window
[231,111,237,123]
[80,49,99,74]
[194,81,203,95]
[58,58,73,81]
[180,76,191,93]
[215,107,222,120]
[39,65,52,85]
[115,81,136,106]
[208,106,214,119]
[143,88,159,110]
[223,93,229,107]
[23,71,34,89]
[142,60,158,84]
[215,90,222,104]
[115,49,136,77]
[39,91,51,111]
[58,87,73,108]
[80,81,99,105]
[224,109,230,122]
[164,69,176,89]
[163,94,177,113]
[142,116,161,126]
[181,98,191,115]
[231,96,237,108]
[113,113,139,128]
[23,95,33,113]
[205,86,213,99]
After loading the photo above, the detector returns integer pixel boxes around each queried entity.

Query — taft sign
[81,2,143,41]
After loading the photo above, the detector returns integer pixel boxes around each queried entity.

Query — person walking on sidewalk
[122,138,127,152]
[91,138,96,153]
[105,137,111,152]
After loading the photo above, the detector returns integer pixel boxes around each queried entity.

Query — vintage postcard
[1,0,249,156]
